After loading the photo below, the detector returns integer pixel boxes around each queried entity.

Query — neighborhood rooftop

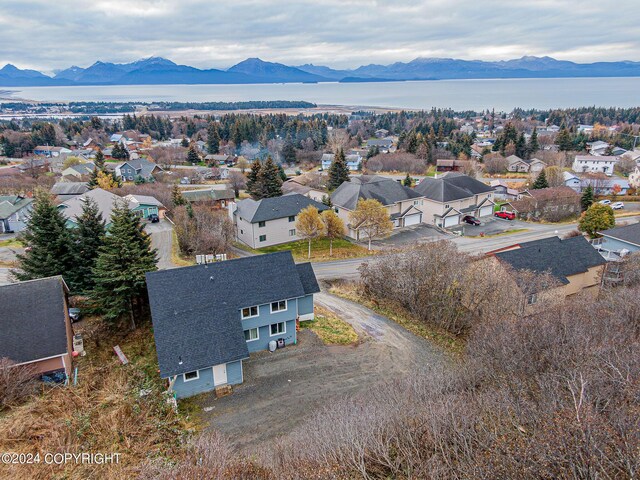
[494,236,607,285]
[331,175,422,210]
[414,171,494,202]
[146,251,320,378]
[234,193,328,223]
[599,222,640,247]
[0,276,69,365]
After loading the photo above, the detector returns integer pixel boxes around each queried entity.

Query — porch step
[215,385,233,398]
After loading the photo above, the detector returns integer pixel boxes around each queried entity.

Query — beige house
[330,175,426,239]
[489,236,606,309]
[233,193,329,248]
[0,276,74,377]
[281,172,327,202]
[413,172,495,228]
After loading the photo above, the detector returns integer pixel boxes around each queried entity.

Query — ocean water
[3,77,640,111]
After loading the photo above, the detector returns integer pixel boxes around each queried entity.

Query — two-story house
[233,193,329,248]
[115,159,164,182]
[413,172,495,228]
[321,153,362,171]
[330,175,425,239]
[146,251,320,399]
[572,155,619,176]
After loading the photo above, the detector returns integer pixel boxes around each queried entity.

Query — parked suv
[462,215,481,226]
[148,213,160,223]
[612,201,624,210]
[599,199,611,205]
[494,210,516,220]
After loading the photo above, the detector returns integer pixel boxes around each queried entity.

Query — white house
[572,155,618,176]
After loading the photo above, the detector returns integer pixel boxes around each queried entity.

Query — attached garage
[403,213,422,227]
[478,205,493,218]
[444,215,460,228]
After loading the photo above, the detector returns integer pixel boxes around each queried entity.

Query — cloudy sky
[2,0,639,72]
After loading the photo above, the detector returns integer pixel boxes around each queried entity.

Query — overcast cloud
[2,0,639,72]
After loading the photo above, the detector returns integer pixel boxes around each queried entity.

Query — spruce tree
[246,159,263,199]
[187,144,201,164]
[277,163,288,182]
[69,198,106,294]
[328,148,350,190]
[515,133,528,159]
[581,184,594,211]
[94,148,105,171]
[403,173,412,187]
[282,139,296,164]
[528,127,539,155]
[531,169,549,189]
[557,127,574,151]
[88,149,107,189]
[258,157,283,198]
[14,191,73,282]
[91,201,157,329]
[171,184,187,207]
[207,122,220,154]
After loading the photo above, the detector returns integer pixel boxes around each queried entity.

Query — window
[289,229,296,237]
[242,306,258,319]
[240,229,244,234]
[270,322,286,336]
[288,215,296,222]
[183,370,199,382]
[445,204,450,209]
[258,221,266,228]
[271,300,287,313]
[244,328,259,342]
[259,235,267,242]
[527,293,538,305]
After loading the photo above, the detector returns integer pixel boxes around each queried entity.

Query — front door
[213,364,227,386]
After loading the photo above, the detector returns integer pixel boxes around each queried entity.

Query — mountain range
[3,56,640,87]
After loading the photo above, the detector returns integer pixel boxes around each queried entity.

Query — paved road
[203,292,444,450]
[145,220,176,269]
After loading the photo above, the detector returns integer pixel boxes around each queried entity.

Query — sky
[2,0,640,73]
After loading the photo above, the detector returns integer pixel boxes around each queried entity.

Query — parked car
[180,177,190,185]
[148,213,160,223]
[599,199,611,205]
[494,210,516,220]
[69,308,82,323]
[612,201,625,210]
[463,215,481,226]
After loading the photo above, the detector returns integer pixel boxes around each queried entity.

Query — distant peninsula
[3,55,640,87]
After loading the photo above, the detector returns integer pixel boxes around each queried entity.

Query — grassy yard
[0,320,194,479]
[237,238,372,262]
[300,305,359,345]
[171,230,196,267]
[329,281,465,356]
[0,238,23,248]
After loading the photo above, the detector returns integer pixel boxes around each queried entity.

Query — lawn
[328,281,464,356]
[300,305,359,345]
[171,230,196,267]
[238,237,372,262]
[0,238,23,248]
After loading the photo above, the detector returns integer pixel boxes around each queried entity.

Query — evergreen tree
[88,149,107,188]
[181,137,189,148]
[94,149,105,170]
[515,133,528,159]
[257,157,283,198]
[328,148,350,190]
[68,198,106,294]
[91,201,158,329]
[531,169,549,189]
[282,139,297,164]
[171,184,187,207]
[187,144,201,164]
[403,173,412,187]
[557,127,574,151]
[277,163,288,182]
[528,127,539,155]
[14,191,73,282]
[111,142,122,159]
[246,159,263,199]
[581,184,594,211]
[207,122,220,154]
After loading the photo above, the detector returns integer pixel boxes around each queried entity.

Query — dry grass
[0,319,194,479]
[0,238,23,248]
[300,306,359,345]
[170,230,196,267]
[328,281,465,356]
[258,238,372,263]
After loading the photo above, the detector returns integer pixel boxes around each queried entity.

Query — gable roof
[182,187,235,202]
[599,222,640,247]
[331,175,422,210]
[51,182,90,196]
[65,162,95,175]
[235,193,328,223]
[296,262,321,295]
[494,236,606,285]
[124,194,164,208]
[0,195,33,219]
[118,159,163,177]
[0,276,70,364]
[146,251,317,377]
[414,172,493,203]
[58,188,122,224]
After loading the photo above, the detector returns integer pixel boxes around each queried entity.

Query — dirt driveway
[200,292,445,451]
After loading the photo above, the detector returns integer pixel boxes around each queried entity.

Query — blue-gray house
[595,222,640,259]
[146,251,320,399]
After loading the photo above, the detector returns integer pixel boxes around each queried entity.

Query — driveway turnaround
[200,292,445,451]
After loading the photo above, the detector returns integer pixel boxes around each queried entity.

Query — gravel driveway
[200,292,445,451]
[145,220,175,269]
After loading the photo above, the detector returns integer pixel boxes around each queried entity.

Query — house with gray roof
[115,159,164,182]
[0,276,74,376]
[0,195,34,233]
[182,187,235,208]
[321,153,362,171]
[50,182,90,202]
[58,188,122,228]
[61,162,95,178]
[124,194,166,219]
[594,222,640,260]
[366,138,394,152]
[331,175,425,238]
[413,172,495,228]
[233,193,329,248]
[146,251,320,399]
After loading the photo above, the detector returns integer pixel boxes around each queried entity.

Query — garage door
[479,206,493,218]
[404,213,422,226]
[444,215,459,228]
